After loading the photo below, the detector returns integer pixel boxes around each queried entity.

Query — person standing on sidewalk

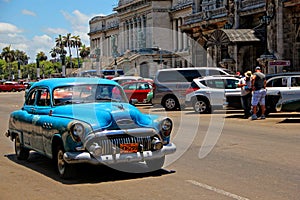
[251,66,267,120]
[238,71,252,118]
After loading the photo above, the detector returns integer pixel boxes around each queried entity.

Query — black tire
[192,98,211,114]
[55,145,74,179]
[14,134,30,160]
[163,96,179,111]
[146,156,165,171]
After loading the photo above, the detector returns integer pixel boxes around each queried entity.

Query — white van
[152,67,234,111]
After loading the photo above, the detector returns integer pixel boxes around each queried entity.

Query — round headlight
[160,118,173,136]
[70,123,84,142]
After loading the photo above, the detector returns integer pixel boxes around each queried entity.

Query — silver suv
[266,74,300,112]
[152,67,234,111]
[185,76,241,113]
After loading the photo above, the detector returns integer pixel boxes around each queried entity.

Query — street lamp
[60,54,66,77]
[257,3,276,70]
[159,48,163,69]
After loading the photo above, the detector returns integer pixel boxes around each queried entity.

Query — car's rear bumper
[63,143,176,165]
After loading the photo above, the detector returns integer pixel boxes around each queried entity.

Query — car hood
[51,103,155,130]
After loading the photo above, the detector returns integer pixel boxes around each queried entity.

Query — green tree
[63,33,74,60]
[72,35,82,68]
[79,44,90,60]
[1,45,16,80]
[36,51,48,61]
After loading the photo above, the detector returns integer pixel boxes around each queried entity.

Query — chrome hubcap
[165,98,175,109]
[195,101,206,113]
[57,150,65,175]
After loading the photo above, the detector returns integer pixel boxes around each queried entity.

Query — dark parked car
[6,78,176,178]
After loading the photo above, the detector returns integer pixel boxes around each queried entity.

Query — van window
[157,70,202,82]
[225,79,238,89]
[291,77,300,87]
[205,80,225,89]
[267,77,287,87]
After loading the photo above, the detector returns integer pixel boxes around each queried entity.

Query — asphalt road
[0,91,299,200]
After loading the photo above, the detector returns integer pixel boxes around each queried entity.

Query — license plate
[120,143,139,153]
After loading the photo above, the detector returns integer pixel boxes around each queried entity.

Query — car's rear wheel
[146,156,165,171]
[55,145,74,179]
[193,98,211,114]
[163,96,179,111]
[14,134,30,160]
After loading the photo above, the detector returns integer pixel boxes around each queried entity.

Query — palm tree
[79,45,90,60]
[49,47,57,60]
[36,51,47,61]
[63,33,74,60]
[1,45,15,80]
[15,50,29,64]
[55,34,64,50]
[72,35,82,68]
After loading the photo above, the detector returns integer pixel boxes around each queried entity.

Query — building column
[178,18,183,51]
[173,19,177,52]
[129,20,133,50]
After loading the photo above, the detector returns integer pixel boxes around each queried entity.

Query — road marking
[186,180,250,200]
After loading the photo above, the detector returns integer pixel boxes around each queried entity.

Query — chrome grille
[99,135,152,155]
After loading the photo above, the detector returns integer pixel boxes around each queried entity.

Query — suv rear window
[157,69,231,83]
[157,70,202,82]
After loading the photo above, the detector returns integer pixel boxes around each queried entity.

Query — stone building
[88,0,194,78]
[88,0,300,77]
[181,0,300,73]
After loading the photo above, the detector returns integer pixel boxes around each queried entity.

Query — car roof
[193,75,240,81]
[266,72,300,79]
[157,67,229,72]
[267,74,300,82]
[112,76,142,80]
[31,77,118,89]
[121,80,153,85]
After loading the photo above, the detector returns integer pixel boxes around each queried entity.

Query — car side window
[36,89,51,106]
[123,83,137,90]
[25,90,36,105]
[226,79,238,89]
[206,80,225,89]
[267,78,287,87]
[291,77,300,87]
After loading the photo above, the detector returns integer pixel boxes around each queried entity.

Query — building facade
[88,0,194,78]
[88,0,300,77]
[182,0,300,73]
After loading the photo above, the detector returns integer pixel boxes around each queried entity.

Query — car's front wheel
[14,134,30,160]
[146,156,165,171]
[193,98,211,113]
[55,145,74,179]
[163,96,179,111]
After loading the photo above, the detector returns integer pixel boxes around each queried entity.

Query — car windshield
[53,84,127,106]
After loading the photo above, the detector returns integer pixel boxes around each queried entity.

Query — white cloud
[22,9,37,17]
[44,27,69,35]
[60,10,101,45]
[0,22,22,33]
[0,10,106,62]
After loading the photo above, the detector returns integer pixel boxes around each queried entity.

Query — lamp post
[257,2,276,72]
[60,53,66,77]
[114,58,118,77]
[159,48,163,69]
[36,58,40,80]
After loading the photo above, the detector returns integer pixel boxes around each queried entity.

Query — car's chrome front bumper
[63,143,176,165]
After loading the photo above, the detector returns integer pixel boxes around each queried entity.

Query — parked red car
[0,81,26,92]
[121,80,153,103]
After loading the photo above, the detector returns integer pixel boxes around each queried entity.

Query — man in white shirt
[238,71,252,118]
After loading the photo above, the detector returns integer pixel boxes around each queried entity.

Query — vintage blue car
[6,78,176,178]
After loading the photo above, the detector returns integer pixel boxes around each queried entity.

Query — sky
[0,0,118,62]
